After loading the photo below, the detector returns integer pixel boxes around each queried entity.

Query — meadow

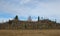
[0,30,60,36]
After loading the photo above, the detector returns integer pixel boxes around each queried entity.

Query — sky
[0,0,60,23]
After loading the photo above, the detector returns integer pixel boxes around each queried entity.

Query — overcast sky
[0,0,60,23]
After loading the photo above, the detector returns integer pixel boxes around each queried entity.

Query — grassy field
[0,30,60,36]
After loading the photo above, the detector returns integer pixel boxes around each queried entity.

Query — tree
[9,20,12,24]
[41,17,43,20]
[55,19,57,23]
[14,15,18,20]
[38,16,40,22]
[25,24,27,29]
[14,15,19,24]
[28,16,32,22]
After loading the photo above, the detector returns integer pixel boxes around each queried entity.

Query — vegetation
[0,15,60,30]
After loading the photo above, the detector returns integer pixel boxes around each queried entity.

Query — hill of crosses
[0,15,60,30]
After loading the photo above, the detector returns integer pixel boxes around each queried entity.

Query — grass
[0,30,60,36]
